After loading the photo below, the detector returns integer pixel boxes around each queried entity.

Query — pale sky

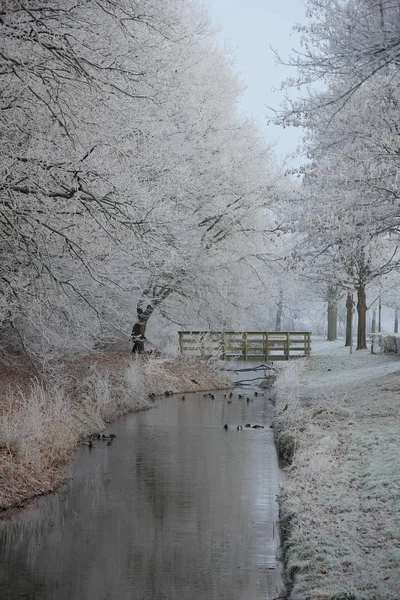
[203,0,307,162]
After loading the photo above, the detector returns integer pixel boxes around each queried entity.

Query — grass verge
[274,355,400,600]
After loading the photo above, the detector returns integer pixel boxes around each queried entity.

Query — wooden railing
[178,331,311,361]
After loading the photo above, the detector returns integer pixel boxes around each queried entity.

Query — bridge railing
[178,331,311,361]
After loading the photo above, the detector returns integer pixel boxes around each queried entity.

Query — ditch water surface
[0,362,284,600]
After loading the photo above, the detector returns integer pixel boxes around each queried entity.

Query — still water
[0,365,284,600]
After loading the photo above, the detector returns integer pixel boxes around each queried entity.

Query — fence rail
[178,331,311,361]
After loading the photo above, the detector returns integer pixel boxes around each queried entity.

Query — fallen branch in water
[226,363,275,373]
[233,376,273,386]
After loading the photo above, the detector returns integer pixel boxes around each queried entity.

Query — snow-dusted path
[301,337,400,395]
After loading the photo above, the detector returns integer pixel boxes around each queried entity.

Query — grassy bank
[0,352,231,515]
[274,344,400,599]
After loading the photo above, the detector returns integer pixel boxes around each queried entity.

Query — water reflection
[0,365,284,599]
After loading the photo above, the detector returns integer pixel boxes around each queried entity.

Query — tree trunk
[345,293,353,347]
[395,307,399,334]
[378,296,382,332]
[275,290,283,332]
[327,300,338,341]
[371,309,376,333]
[132,282,172,352]
[356,284,367,350]
[132,307,153,353]
[131,320,146,353]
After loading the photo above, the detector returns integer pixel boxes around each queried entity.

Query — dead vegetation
[0,351,231,515]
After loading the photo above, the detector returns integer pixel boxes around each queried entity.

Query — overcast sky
[203,0,307,162]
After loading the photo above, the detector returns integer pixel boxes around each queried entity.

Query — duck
[82,439,96,448]
[245,423,251,428]
[210,394,215,400]
[238,394,243,399]
[223,424,229,430]
[237,425,243,431]
[181,395,186,400]
[252,424,264,429]
[254,391,258,397]
[246,397,251,403]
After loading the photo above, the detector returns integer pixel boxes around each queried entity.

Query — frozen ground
[274,338,400,600]
[302,338,400,395]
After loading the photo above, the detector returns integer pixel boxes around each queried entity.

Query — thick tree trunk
[327,300,338,341]
[131,282,171,353]
[131,320,146,353]
[136,313,151,336]
[132,306,154,353]
[137,302,155,331]
[275,290,283,332]
[356,284,367,350]
[131,302,154,353]
[345,293,353,347]
[395,307,399,334]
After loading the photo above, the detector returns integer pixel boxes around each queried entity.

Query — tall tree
[276,0,400,349]
[1,0,282,359]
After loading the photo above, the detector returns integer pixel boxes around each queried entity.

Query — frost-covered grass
[0,385,77,468]
[274,343,400,599]
[0,353,231,513]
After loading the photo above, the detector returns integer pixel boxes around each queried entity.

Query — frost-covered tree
[291,171,400,349]
[1,0,282,359]
[279,0,400,118]
[1,0,169,352]
[276,0,400,350]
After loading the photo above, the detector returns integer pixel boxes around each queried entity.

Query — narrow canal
[0,364,284,599]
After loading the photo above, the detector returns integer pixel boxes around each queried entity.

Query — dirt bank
[0,351,231,516]
[274,341,400,600]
